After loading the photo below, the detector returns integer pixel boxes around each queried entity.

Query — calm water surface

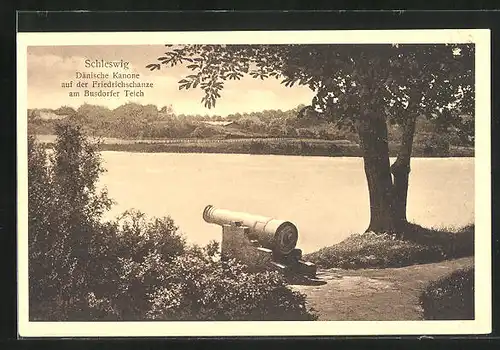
[99,152,474,253]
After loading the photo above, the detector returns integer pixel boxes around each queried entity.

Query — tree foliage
[147,44,473,134]
[54,105,77,116]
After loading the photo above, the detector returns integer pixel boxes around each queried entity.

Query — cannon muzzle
[203,205,298,255]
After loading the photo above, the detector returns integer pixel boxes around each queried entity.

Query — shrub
[84,211,187,320]
[28,122,113,320]
[419,267,474,320]
[28,123,317,321]
[146,242,318,321]
[85,220,317,321]
[111,210,186,264]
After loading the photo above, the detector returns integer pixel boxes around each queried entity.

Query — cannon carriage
[203,205,317,279]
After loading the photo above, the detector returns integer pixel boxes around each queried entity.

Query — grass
[419,267,474,320]
[303,223,474,269]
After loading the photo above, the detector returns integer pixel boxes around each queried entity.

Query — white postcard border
[17,29,491,337]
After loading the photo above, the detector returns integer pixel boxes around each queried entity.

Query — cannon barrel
[203,205,298,255]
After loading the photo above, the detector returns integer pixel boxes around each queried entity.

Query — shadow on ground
[286,274,327,286]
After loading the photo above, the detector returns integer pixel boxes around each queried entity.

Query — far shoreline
[34,134,474,158]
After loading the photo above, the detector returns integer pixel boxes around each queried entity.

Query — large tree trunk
[390,115,417,235]
[358,112,396,233]
[355,69,418,236]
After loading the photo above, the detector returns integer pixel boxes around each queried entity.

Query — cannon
[203,205,299,256]
[203,205,317,278]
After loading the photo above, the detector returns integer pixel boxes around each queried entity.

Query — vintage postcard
[17,29,491,337]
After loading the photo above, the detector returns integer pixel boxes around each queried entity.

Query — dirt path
[291,257,474,321]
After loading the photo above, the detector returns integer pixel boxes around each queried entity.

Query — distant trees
[77,103,112,120]
[190,123,216,138]
[54,105,77,116]
[159,104,174,116]
[28,109,40,122]
[110,103,159,138]
[267,119,283,136]
[112,103,158,123]
[29,101,471,147]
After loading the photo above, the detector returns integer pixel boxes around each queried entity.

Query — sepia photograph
[17,30,491,337]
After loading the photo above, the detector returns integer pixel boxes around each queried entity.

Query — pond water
[99,152,474,253]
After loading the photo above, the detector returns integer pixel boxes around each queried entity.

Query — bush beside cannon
[203,205,317,279]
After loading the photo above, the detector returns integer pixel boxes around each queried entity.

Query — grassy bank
[304,223,474,269]
[39,136,474,158]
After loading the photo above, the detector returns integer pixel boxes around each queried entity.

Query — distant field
[34,134,474,158]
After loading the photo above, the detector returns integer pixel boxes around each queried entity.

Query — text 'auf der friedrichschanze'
[60,59,154,99]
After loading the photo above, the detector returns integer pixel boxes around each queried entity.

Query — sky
[27,45,315,116]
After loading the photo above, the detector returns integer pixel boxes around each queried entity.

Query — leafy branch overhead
[147,43,474,133]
